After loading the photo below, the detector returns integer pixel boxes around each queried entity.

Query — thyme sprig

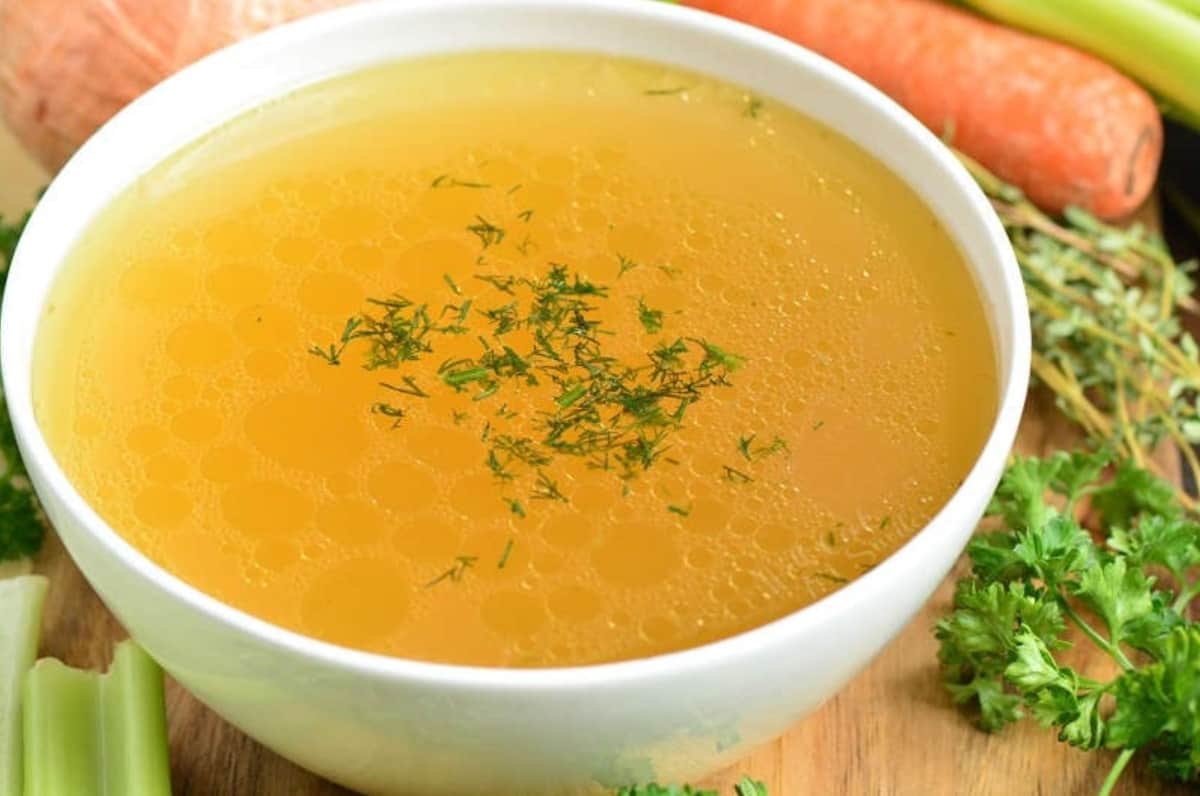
[962,153,1200,508]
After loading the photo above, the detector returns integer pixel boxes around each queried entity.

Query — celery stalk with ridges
[961,0,1200,128]
[0,575,47,796]
[23,641,171,796]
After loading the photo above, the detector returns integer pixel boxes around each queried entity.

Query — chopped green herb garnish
[467,215,506,249]
[380,376,428,399]
[815,571,849,584]
[318,222,746,518]
[617,254,640,278]
[498,538,515,567]
[425,555,478,588]
[370,402,405,428]
[738,434,788,461]
[744,96,764,119]
[505,498,526,519]
[432,174,491,189]
[517,209,534,223]
[722,465,753,484]
[812,420,825,431]
[531,471,568,503]
[667,502,692,517]
[637,298,664,334]
[442,273,462,295]
[474,274,517,294]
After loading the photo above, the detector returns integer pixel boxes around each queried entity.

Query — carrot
[683,0,1162,220]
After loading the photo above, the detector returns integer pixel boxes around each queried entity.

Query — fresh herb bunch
[962,152,1200,508]
[937,449,1200,795]
[0,208,43,562]
[616,777,767,796]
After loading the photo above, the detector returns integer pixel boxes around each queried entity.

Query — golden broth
[35,52,996,667]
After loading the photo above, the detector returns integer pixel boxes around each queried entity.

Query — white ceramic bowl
[0,1,1029,793]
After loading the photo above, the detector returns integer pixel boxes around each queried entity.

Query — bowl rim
[0,0,1030,689]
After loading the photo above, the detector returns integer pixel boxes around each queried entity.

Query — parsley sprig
[937,450,1200,794]
[0,208,44,563]
[961,152,1200,510]
[616,777,767,796]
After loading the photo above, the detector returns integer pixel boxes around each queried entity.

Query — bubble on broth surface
[33,51,997,667]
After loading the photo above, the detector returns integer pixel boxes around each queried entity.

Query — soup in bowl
[0,1,1029,793]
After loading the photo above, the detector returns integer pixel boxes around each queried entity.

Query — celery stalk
[23,642,171,796]
[99,643,171,795]
[22,661,101,796]
[0,575,47,796]
[961,0,1200,129]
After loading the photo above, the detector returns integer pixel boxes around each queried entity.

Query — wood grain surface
[8,134,1194,796]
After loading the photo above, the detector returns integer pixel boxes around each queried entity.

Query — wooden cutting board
[5,128,1192,793]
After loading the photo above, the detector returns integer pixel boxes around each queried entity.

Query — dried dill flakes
[667,502,692,518]
[637,298,664,334]
[424,555,478,588]
[431,174,491,189]
[736,434,789,462]
[315,252,748,518]
[466,215,506,249]
[497,538,515,568]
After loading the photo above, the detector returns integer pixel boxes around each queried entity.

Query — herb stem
[1172,578,1200,615]
[1059,598,1135,672]
[1108,353,1145,470]
[1098,747,1136,796]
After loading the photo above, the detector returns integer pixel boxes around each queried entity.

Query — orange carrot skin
[685,0,1162,220]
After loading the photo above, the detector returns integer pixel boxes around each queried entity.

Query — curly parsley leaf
[1109,514,1200,580]
[1107,627,1200,782]
[1091,458,1181,528]
[1073,558,1156,648]
[0,210,44,561]
[937,451,1200,791]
